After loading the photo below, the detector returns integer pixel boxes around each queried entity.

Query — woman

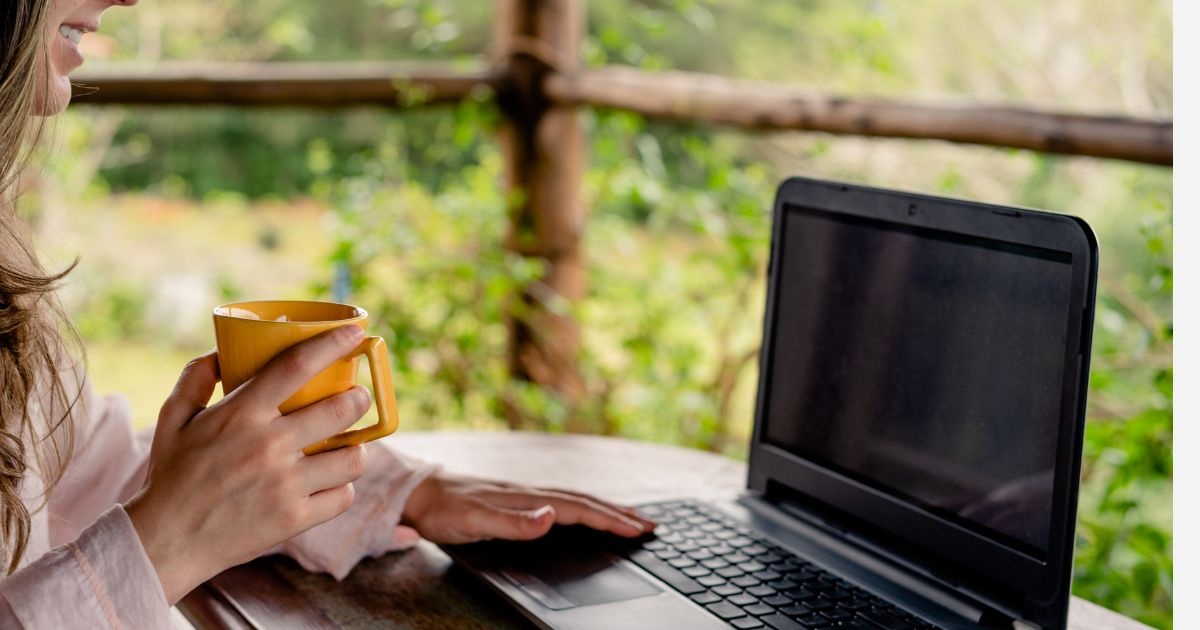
[0,1,654,626]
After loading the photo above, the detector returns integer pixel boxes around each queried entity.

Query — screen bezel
[746,177,1097,620]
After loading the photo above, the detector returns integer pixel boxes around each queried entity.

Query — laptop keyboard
[624,500,938,630]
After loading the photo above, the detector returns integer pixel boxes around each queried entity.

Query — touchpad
[455,526,662,610]
[502,554,661,610]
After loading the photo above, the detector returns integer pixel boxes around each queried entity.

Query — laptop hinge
[738,491,1029,628]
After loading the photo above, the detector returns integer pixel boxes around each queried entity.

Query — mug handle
[302,336,400,455]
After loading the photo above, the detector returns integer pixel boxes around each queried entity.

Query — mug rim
[213,300,367,325]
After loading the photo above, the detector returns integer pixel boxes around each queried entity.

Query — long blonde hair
[1,0,82,575]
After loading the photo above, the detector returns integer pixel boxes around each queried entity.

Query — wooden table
[178,432,1148,629]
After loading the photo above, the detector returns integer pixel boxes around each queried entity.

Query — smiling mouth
[58,24,89,46]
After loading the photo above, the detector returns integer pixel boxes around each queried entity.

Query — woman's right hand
[125,324,372,604]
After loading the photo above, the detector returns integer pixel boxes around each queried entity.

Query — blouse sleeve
[47,375,441,582]
[47,383,151,547]
[279,438,440,580]
[0,506,175,629]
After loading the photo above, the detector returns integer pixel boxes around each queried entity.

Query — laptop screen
[763,204,1074,559]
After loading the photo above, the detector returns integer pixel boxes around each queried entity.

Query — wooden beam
[71,61,497,107]
[545,66,1173,166]
[494,0,587,426]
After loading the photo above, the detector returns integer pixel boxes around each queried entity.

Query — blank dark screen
[763,205,1073,556]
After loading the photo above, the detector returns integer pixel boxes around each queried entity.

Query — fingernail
[345,325,365,342]
[355,385,371,405]
[529,505,554,520]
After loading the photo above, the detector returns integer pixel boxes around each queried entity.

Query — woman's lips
[56,24,89,70]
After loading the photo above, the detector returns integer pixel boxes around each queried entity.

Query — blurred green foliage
[48,0,1172,626]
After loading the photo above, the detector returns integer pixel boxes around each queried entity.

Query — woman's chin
[33,75,73,117]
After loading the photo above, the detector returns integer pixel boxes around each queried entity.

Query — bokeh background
[21,0,1171,626]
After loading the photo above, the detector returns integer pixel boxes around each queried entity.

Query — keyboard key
[674,540,700,552]
[705,602,748,620]
[687,549,715,561]
[753,570,782,582]
[710,544,736,556]
[729,537,756,548]
[643,501,672,516]
[763,594,794,607]
[731,617,766,629]
[702,559,731,569]
[796,614,833,627]
[826,588,852,601]
[728,593,759,606]
[821,609,854,621]
[780,604,812,617]
[668,557,696,569]
[643,540,666,550]
[785,567,817,580]
[717,566,746,578]
[758,552,784,563]
[768,578,798,591]
[627,551,705,595]
[747,585,777,597]
[738,561,768,572]
[858,609,909,630]
[697,575,725,587]
[744,603,776,616]
[690,592,722,605]
[727,553,753,564]
[760,613,808,630]
[783,587,817,600]
[682,566,710,577]
[713,584,743,597]
[714,530,738,540]
[743,545,769,556]
[653,549,681,560]
[806,599,835,611]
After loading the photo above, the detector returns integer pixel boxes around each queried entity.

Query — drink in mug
[213,300,399,455]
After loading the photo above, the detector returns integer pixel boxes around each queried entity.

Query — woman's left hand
[401,473,657,544]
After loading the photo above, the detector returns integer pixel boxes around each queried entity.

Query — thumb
[476,505,556,542]
[158,350,221,433]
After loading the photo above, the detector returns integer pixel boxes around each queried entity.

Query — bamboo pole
[545,66,1173,166]
[71,62,496,107]
[73,62,1171,165]
[494,0,587,426]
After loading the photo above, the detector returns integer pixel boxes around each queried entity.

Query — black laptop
[443,177,1099,630]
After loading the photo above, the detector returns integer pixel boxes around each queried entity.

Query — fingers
[487,490,648,537]
[158,351,221,432]
[535,487,657,531]
[279,385,371,450]
[465,504,557,542]
[242,325,364,411]
[306,483,357,527]
[298,445,367,495]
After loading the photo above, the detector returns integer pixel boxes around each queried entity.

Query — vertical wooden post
[493,0,587,425]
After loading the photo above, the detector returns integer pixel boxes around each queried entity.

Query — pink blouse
[0,375,437,628]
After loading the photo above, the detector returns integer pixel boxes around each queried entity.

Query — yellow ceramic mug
[212,300,399,455]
